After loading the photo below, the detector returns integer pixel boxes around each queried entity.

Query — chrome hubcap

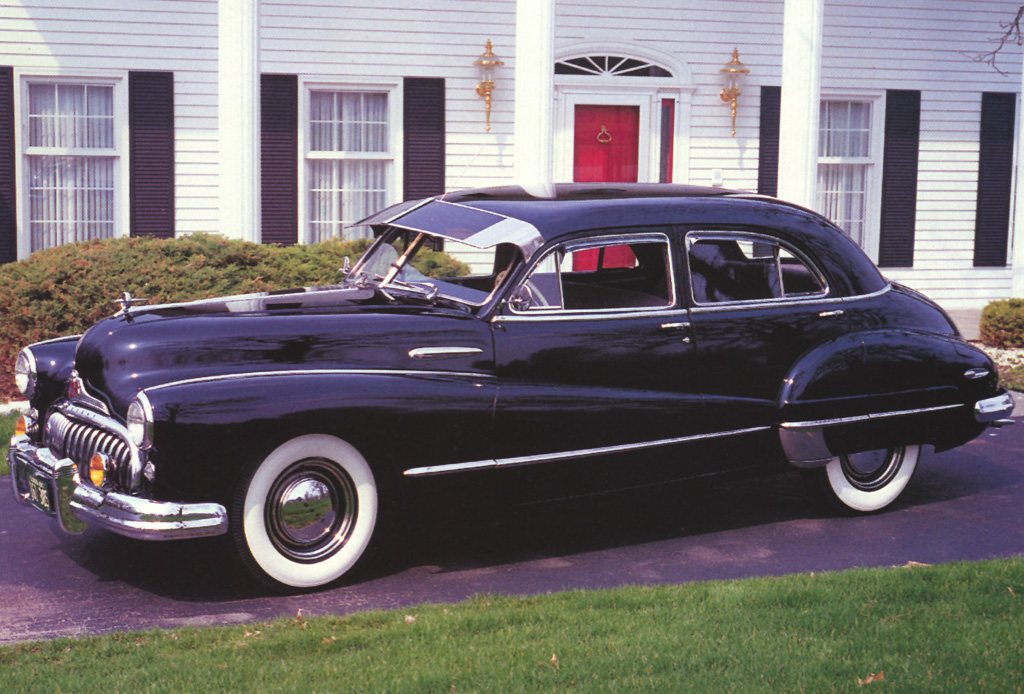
[265,458,357,563]
[840,447,905,492]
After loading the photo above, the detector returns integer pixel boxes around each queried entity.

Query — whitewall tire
[232,434,378,590]
[818,445,921,514]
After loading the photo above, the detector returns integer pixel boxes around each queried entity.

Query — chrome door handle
[818,309,844,318]
[660,321,692,344]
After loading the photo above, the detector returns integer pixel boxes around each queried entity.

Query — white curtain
[818,164,867,247]
[27,84,115,252]
[308,91,389,243]
[817,101,870,247]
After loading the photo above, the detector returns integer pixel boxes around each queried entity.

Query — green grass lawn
[0,413,17,476]
[1,558,1022,693]
[999,362,1024,392]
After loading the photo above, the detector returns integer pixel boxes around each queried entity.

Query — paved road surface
[2,407,1022,645]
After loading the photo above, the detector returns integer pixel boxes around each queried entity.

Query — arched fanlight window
[555,56,673,78]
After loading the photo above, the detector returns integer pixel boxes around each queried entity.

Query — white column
[777,0,824,209]
[1013,51,1024,297]
[218,0,261,242]
[514,0,555,192]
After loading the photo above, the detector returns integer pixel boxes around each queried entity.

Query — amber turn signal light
[89,452,109,488]
[14,415,27,437]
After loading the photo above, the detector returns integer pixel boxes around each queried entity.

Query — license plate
[27,474,54,515]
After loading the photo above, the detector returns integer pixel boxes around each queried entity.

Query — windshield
[349,226,522,307]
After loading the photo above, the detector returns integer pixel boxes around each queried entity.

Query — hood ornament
[115,291,149,319]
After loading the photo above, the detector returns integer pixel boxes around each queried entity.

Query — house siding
[260,0,516,194]
[1,1,1022,309]
[822,0,1023,307]
[0,0,219,239]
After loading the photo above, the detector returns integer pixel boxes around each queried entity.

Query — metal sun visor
[361,199,544,260]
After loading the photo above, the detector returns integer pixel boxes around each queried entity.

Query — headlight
[14,349,37,399]
[127,392,154,450]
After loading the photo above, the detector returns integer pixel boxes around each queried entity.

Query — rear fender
[778,329,997,467]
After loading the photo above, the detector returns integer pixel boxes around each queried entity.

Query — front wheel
[231,434,378,590]
[812,445,921,514]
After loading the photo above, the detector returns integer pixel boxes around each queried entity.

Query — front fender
[778,329,997,466]
[139,370,497,502]
[25,335,80,414]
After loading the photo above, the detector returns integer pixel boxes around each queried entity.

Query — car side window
[514,235,675,312]
[687,232,826,305]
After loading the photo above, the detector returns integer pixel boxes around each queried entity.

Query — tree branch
[965,5,1024,75]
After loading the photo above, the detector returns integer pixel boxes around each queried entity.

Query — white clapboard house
[2,0,1023,309]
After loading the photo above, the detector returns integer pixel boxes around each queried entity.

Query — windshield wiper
[382,278,440,302]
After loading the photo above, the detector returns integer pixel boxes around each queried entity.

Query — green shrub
[0,234,470,403]
[980,298,1024,348]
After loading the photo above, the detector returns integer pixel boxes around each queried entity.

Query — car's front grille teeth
[45,411,132,490]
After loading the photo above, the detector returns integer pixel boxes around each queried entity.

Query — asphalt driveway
[2,399,1022,645]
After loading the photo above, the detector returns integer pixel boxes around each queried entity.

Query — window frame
[816,92,885,262]
[509,231,678,316]
[684,230,830,309]
[297,78,403,245]
[14,69,130,259]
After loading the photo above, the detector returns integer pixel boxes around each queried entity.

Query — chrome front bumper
[974,391,1015,423]
[8,435,228,540]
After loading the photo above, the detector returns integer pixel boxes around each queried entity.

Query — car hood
[73,286,494,415]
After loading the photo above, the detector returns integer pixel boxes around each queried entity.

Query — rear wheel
[231,434,378,590]
[814,445,921,514]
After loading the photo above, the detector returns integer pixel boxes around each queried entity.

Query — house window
[24,81,119,252]
[307,90,392,243]
[817,100,875,250]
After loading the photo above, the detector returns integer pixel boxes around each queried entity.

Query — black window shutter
[974,92,1016,267]
[261,73,298,245]
[403,77,445,200]
[878,89,921,268]
[129,71,175,239]
[757,86,781,197]
[0,67,17,263]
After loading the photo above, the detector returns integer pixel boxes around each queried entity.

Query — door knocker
[597,125,613,144]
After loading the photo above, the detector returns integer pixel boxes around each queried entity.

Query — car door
[491,229,725,501]
[682,229,858,433]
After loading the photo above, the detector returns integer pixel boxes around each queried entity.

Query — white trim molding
[514,0,555,188]
[218,0,261,243]
[778,0,824,210]
[13,69,130,261]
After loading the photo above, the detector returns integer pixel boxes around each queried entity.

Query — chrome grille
[45,410,132,489]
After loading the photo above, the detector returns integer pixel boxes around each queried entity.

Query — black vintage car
[8,184,1015,590]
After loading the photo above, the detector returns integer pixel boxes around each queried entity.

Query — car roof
[363,183,887,297]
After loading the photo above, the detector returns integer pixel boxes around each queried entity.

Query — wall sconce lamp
[719,48,750,137]
[475,40,504,133]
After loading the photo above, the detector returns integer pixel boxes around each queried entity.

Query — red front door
[573,105,640,183]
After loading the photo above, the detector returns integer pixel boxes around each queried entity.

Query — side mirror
[507,283,534,312]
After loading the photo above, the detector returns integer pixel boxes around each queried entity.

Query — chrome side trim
[687,283,891,314]
[495,308,689,324]
[780,403,963,430]
[402,460,497,477]
[28,334,83,348]
[403,426,771,478]
[408,346,485,360]
[144,368,496,393]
